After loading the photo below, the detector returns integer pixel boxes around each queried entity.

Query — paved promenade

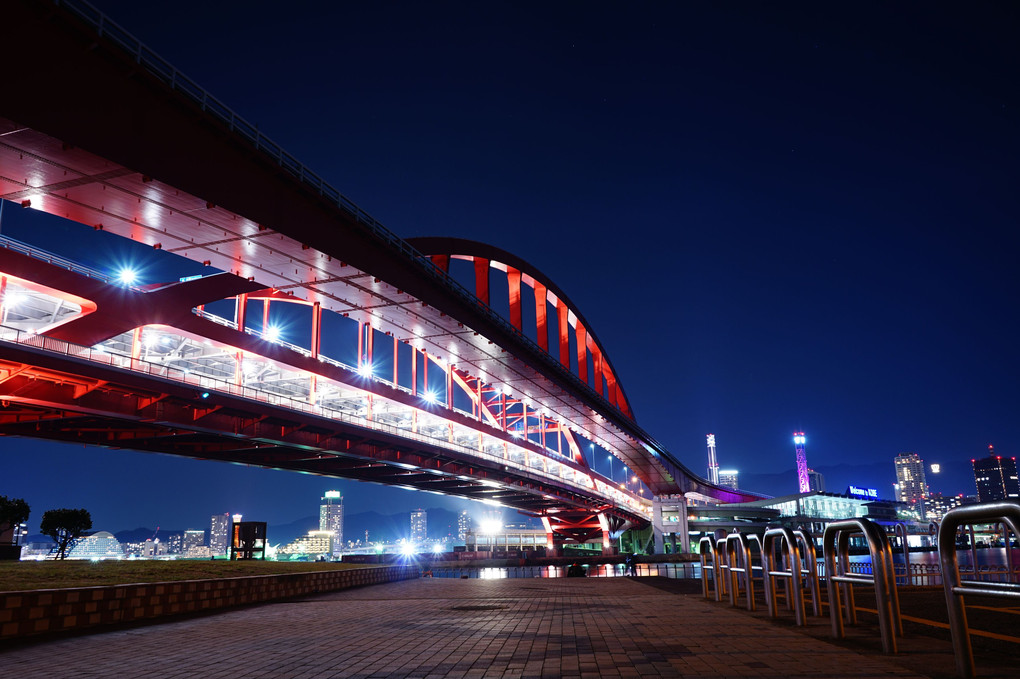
[2,576,932,678]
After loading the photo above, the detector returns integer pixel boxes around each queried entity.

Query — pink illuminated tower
[706,434,720,485]
[794,432,810,493]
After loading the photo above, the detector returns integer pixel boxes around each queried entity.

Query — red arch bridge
[0,0,760,554]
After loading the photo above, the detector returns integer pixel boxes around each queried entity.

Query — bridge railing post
[937,502,1020,679]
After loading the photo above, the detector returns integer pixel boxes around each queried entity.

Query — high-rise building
[165,532,183,555]
[457,510,471,541]
[807,469,825,493]
[319,490,344,556]
[210,513,230,557]
[410,509,427,543]
[718,470,739,490]
[894,452,928,517]
[973,446,1020,502]
[183,529,205,554]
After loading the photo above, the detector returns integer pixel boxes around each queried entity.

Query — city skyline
[2,2,1017,528]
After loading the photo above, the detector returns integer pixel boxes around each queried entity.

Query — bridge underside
[0,337,644,528]
[0,0,761,550]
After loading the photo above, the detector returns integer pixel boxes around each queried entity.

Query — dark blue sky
[4,1,1018,532]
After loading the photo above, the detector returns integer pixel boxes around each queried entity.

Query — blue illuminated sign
[846,485,879,499]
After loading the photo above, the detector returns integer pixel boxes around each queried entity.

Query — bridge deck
[1,576,959,678]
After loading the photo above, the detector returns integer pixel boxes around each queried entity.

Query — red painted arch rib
[406,237,634,421]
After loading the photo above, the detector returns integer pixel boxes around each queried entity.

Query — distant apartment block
[411,509,427,543]
[210,513,230,557]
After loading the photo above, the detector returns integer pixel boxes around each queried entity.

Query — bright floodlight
[263,326,281,342]
[793,434,806,445]
[930,463,941,474]
[117,268,138,285]
[3,292,26,308]
[357,362,373,378]
[479,518,502,535]
[432,543,444,554]
[423,390,437,404]
[400,542,417,556]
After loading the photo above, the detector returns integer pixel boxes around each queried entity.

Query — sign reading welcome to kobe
[846,485,879,499]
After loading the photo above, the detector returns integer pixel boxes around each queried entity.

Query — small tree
[40,508,92,559]
[0,495,31,544]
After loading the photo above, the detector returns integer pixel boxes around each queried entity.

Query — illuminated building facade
[183,529,205,556]
[457,510,471,541]
[210,513,231,557]
[279,530,333,557]
[319,491,344,557]
[894,452,928,518]
[67,531,124,560]
[465,527,551,554]
[411,509,428,543]
[718,470,738,490]
[973,447,1020,502]
[925,493,966,522]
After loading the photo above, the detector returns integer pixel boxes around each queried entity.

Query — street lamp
[607,455,614,482]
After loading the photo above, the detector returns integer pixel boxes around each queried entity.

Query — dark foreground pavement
[0,576,998,678]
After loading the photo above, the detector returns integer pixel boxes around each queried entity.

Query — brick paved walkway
[2,576,928,678]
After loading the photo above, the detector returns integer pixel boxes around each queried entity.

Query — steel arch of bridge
[408,237,633,422]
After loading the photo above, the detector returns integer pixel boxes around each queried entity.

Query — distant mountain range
[739,461,900,499]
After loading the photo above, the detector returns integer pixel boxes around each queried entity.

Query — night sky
[3,2,1018,534]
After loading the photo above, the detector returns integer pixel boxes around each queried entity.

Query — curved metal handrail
[938,502,1020,678]
[724,532,757,611]
[698,536,723,601]
[822,518,902,653]
[893,522,911,585]
[762,527,806,626]
[794,529,823,617]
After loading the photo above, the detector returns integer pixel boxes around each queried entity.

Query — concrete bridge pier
[653,495,690,554]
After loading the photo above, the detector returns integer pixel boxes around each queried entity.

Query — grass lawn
[0,559,370,591]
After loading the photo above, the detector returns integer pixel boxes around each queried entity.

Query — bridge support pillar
[542,510,625,557]
[653,495,689,554]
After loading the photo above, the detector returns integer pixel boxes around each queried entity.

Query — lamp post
[607,455,614,482]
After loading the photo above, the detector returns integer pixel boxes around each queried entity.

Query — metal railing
[761,527,806,625]
[698,535,727,601]
[892,522,911,585]
[0,234,111,283]
[428,562,699,579]
[794,529,823,616]
[724,532,758,611]
[938,502,1020,678]
[822,518,903,653]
